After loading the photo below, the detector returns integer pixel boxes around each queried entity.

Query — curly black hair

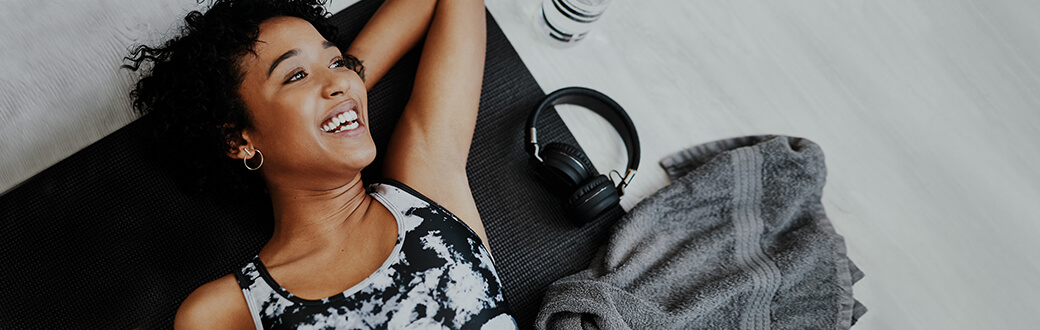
[123,0,364,197]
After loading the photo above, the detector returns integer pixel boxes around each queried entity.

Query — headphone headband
[526,87,641,188]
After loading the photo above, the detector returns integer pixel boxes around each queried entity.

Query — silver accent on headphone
[560,151,587,172]
[622,169,637,187]
[582,186,610,204]
[609,169,637,197]
[530,127,544,163]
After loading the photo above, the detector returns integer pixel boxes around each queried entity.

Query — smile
[321,109,359,133]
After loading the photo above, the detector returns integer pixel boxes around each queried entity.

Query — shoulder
[174,273,255,330]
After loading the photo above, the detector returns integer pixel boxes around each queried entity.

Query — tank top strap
[368,179,489,254]
[233,257,270,330]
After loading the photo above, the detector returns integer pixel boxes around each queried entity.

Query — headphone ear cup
[537,142,596,191]
[565,175,620,224]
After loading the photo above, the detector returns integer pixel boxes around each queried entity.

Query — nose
[322,70,351,98]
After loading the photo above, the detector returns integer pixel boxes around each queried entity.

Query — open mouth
[321,109,360,133]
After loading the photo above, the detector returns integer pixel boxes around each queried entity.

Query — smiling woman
[123,0,508,328]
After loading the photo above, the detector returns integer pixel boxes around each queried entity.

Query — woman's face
[236,16,375,188]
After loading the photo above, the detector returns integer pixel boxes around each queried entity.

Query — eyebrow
[265,40,339,79]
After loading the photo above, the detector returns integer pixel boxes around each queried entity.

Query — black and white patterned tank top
[233,179,517,329]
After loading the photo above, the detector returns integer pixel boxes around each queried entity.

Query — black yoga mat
[0,0,623,328]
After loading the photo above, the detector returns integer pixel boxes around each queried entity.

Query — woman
[125,0,514,328]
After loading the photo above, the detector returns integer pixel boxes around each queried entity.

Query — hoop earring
[244,148,263,171]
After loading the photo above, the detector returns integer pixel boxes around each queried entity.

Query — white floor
[1,0,1037,328]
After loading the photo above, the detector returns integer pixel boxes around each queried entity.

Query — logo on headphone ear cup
[535,142,596,193]
[565,175,620,223]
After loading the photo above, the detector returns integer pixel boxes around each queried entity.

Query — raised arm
[345,0,438,89]
[380,1,489,246]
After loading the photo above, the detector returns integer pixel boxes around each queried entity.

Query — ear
[223,125,255,160]
[227,145,253,160]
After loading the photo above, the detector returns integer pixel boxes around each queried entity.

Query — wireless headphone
[526,87,640,224]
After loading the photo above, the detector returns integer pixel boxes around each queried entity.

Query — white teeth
[322,110,360,133]
[330,119,360,133]
[336,120,361,132]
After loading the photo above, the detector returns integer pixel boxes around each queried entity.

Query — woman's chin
[342,144,378,170]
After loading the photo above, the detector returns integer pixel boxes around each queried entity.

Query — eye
[330,58,348,69]
[284,70,307,84]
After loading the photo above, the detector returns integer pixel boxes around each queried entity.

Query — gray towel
[536,136,866,329]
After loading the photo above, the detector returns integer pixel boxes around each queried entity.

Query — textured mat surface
[0,0,622,328]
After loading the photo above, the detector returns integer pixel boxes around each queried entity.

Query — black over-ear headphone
[526,87,640,224]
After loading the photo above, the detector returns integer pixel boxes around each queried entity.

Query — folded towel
[536,135,866,329]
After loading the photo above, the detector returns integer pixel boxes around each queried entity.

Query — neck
[261,173,373,259]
